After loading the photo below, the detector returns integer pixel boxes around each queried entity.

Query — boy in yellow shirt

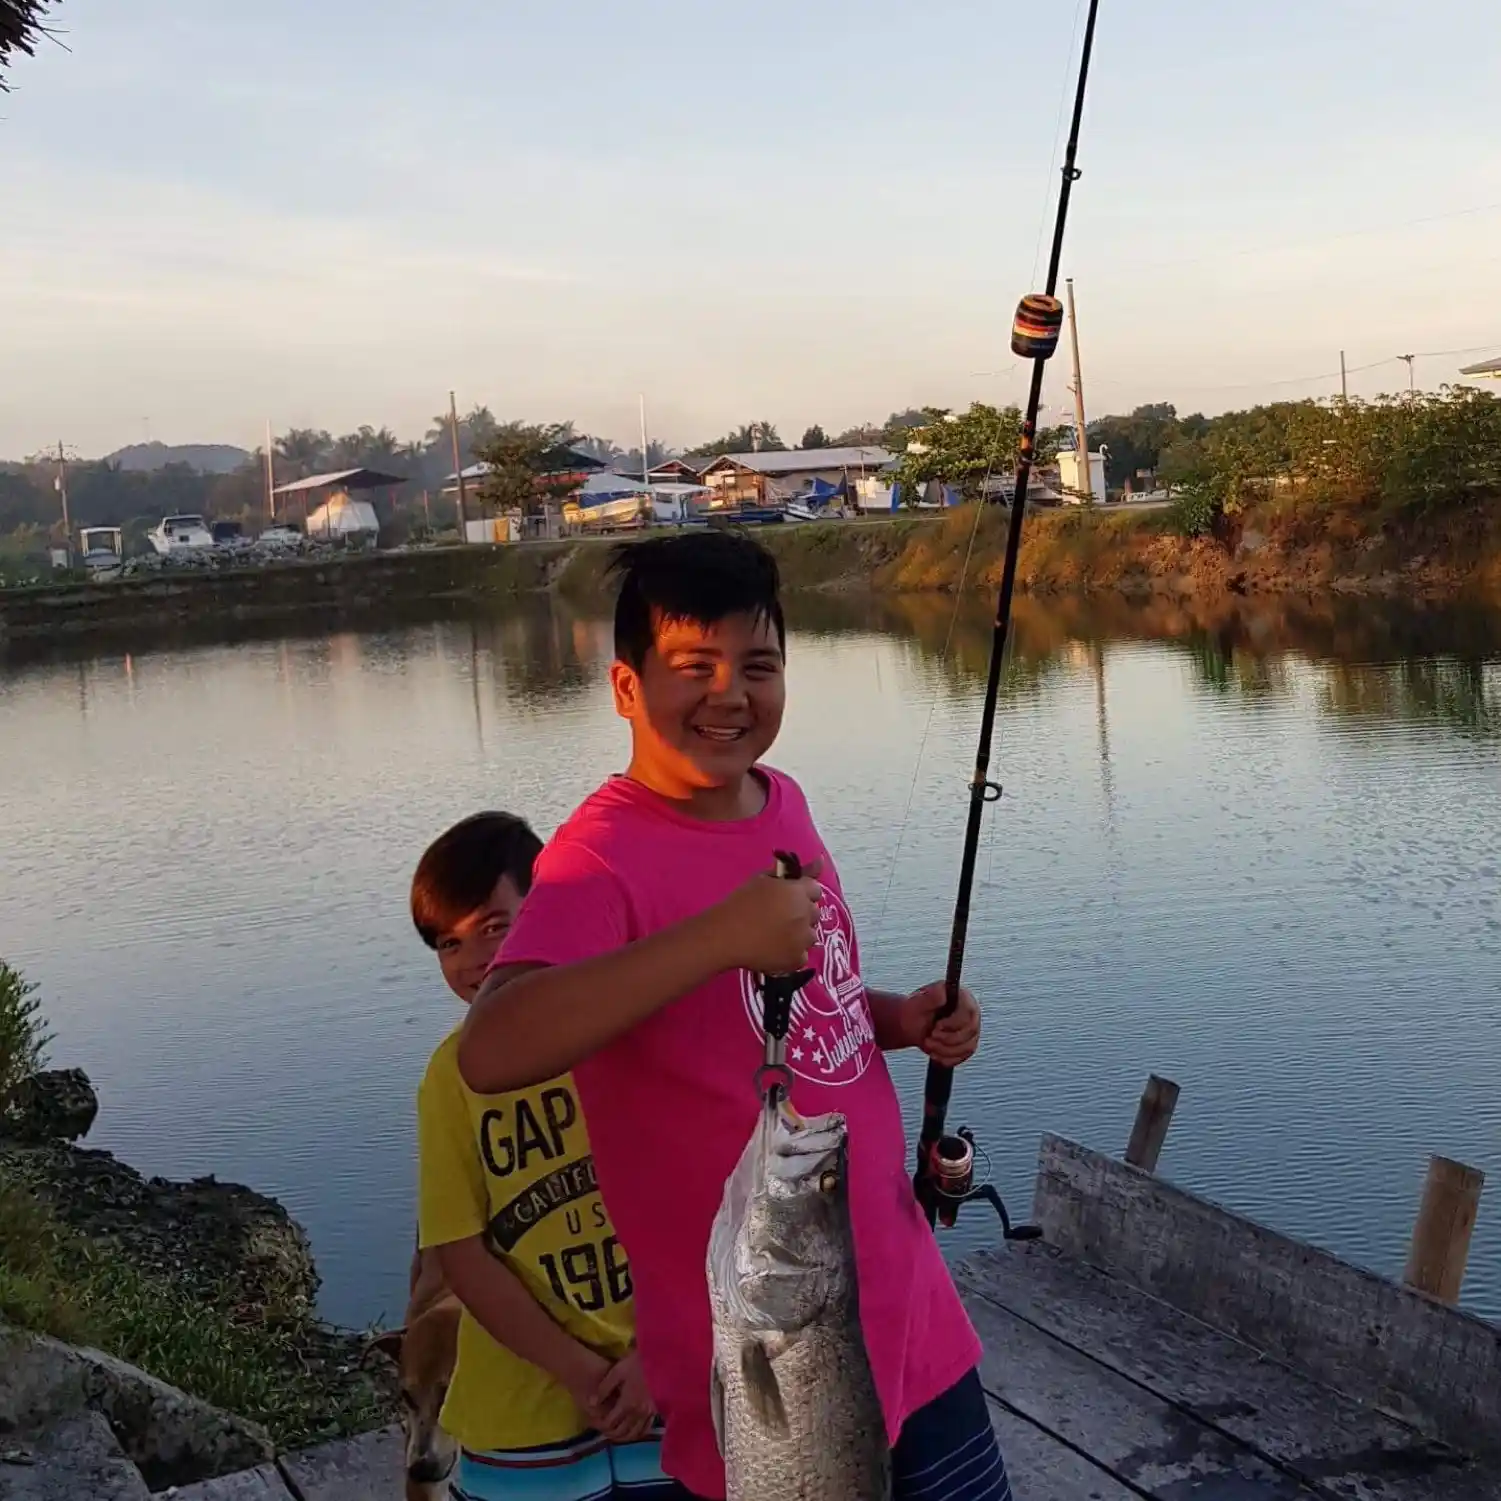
[412,811,688,1499]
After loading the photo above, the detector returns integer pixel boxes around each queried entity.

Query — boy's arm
[867,988,918,1051]
[457,865,821,1095]
[417,1050,611,1414]
[434,1236,608,1409]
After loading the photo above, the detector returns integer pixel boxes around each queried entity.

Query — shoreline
[0,1069,395,1458]
[3,507,1499,656]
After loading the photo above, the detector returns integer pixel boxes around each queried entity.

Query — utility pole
[638,393,651,482]
[449,390,470,543]
[1399,353,1416,393]
[55,442,72,566]
[1066,277,1093,503]
[1340,350,1348,401]
[264,418,276,521]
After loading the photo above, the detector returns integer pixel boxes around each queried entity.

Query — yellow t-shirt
[416,1028,635,1453]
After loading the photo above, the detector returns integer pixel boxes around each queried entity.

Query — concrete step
[278,1426,405,1500]
[169,1463,296,1498]
[0,1412,150,1501]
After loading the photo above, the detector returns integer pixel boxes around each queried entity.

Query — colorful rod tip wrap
[1010,293,1064,360]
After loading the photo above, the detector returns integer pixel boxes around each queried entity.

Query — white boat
[147,514,214,555]
[78,526,124,579]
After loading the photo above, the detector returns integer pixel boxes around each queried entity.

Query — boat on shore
[147,515,214,556]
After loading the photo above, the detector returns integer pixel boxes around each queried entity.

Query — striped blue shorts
[451,1425,691,1501]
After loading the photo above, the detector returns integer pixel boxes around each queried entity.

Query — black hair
[607,530,786,670]
[410,811,543,949]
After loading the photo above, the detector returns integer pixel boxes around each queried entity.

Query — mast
[55,441,71,566]
[450,390,470,542]
[1066,278,1093,503]
[264,418,276,521]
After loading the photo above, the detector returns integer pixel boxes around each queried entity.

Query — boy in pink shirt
[460,532,1010,1501]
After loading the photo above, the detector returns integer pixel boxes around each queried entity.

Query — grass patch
[0,1181,389,1447]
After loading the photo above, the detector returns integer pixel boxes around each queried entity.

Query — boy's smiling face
[434,873,525,1003]
[611,608,786,799]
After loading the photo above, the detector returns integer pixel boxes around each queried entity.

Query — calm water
[2,593,1499,1328]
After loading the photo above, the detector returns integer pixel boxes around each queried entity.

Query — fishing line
[869,493,989,958]
[1125,199,1501,276]
[913,0,1105,1234]
[1030,0,1089,291]
[872,10,1093,955]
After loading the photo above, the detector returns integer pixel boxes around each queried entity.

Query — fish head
[735,1099,854,1332]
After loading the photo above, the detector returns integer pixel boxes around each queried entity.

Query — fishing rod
[913,0,1104,1233]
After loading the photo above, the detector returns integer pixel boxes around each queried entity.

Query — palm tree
[1,0,51,90]
[274,428,332,479]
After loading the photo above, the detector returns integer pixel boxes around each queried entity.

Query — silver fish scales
[706,1098,890,1501]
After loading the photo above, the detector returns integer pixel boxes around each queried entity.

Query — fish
[706,1096,891,1501]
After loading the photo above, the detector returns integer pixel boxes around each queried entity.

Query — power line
[1122,200,1501,275]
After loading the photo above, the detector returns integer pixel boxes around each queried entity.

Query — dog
[366,1251,462,1501]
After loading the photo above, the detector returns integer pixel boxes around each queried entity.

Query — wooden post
[1404,1155,1484,1304]
[1125,1074,1180,1174]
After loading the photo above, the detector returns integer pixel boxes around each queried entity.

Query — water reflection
[785,591,1501,742]
[3,590,1499,1331]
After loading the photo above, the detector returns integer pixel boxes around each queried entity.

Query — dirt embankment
[3,505,1499,654]
[748,504,1501,603]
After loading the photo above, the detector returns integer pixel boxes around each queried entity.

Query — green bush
[1167,480,1224,538]
[0,960,50,1112]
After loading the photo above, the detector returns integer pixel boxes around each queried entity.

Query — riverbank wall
[3,505,1499,653]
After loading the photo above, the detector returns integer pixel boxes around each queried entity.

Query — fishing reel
[922,1128,1040,1241]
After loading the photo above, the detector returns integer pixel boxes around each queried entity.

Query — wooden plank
[171,1463,296,1500]
[1033,1134,1501,1459]
[958,1244,1496,1501]
[987,1398,1140,1501]
[962,1280,1317,1498]
[276,1426,404,1501]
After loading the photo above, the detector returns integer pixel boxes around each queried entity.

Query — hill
[106,442,251,474]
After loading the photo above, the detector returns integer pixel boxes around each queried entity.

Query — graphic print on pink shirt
[737,882,877,1086]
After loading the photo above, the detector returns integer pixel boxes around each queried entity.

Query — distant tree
[611,441,675,476]
[887,404,1061,504]
[828,410,926,450]
[799,425,829,450]
[273,428,332,479]
[1088,403,1179,488]
[329,425,404,472]
[685,422,786,458]
[1,0,51,89]
[880,409,929,448]
[424,405,502,473]
[829,421,883,448]
[573,432,631,467]
[473,423,584,518]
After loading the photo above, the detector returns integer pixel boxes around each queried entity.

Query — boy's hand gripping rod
[755,851,816,1108]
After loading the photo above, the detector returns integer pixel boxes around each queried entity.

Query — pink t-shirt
[496,767,982,1499]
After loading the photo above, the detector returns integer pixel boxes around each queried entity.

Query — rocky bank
[0,1070,396,1491]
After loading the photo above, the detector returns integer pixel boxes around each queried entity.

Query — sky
[2,0,1500,458]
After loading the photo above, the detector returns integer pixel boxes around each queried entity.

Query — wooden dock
[960,1130,1501,1501]
[160,1090,1500,1500]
